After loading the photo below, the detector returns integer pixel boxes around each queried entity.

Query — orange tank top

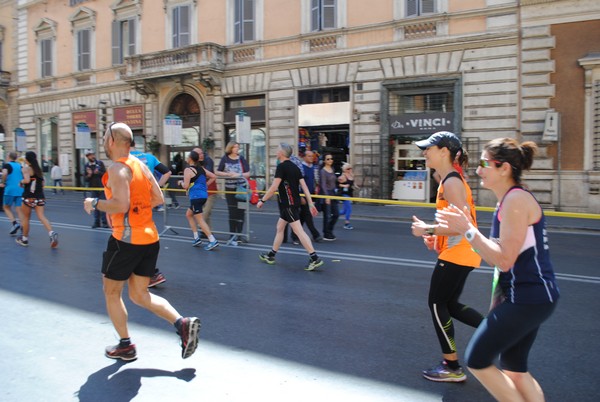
[102,156,159,245]
[436,172,481,267]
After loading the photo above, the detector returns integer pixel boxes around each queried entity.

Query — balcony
[124,43,226,83]
[0,71,11,103]
[0,70,10,87]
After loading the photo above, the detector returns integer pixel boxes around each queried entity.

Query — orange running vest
[436,172,482,267]
[102,156,159,245]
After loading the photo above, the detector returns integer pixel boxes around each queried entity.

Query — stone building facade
[0,0,598,211]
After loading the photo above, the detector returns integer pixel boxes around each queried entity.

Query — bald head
[104,122,134,160]
[106,122,134,146]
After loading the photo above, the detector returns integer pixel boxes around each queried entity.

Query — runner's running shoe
[305,258,324,271]
[192,237,203,247]
[9,223,21,235]
[15,235,28,247]
[105,344,137,361]
[422,361,467,383]
[50,231,59,248]
[259,253,275,265]
[178,317,201,359]
[148,272,167,288]
[204,240,219,251]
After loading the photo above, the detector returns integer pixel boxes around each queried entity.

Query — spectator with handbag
[216,141,250,246]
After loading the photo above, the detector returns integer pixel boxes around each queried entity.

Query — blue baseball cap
[415,131,462,153]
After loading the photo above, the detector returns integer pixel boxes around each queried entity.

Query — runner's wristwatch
[91,198,99,211]
[465,227,477,242]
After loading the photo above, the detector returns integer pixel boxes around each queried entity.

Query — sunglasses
[108,122,116,143]
[479,159,501,168]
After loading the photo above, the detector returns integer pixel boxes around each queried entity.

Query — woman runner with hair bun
[436,137,559,401]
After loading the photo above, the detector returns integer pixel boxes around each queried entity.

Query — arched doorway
[167,93,201,174]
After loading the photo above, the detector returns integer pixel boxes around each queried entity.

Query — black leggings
[225,192,245,234]
[466,301,556,372]
[428,259,484,355]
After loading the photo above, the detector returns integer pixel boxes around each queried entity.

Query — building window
[299,87,349,105]
[172,4,191,48]
[406,0,436,17]
[234,0,255,43]
[112,18,136,65]
[40,38,53,78]
[76,29,91,71]
[311,0,336,31]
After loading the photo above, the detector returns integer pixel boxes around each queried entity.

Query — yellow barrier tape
[44,186,600,220]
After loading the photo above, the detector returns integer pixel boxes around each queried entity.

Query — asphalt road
[1,192,599,401]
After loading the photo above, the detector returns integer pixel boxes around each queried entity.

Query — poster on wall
[163,114,182,145]
[75,123,92,149]
[59,153,70,176]
[236,113,251,144]
[15,128,27,152]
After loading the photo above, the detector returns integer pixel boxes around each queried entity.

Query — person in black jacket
[84,150,108,228]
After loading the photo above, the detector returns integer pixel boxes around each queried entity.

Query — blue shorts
[3,195,22,207]
[190,198,207,215]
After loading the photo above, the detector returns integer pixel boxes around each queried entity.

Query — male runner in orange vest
[83,122,200,361]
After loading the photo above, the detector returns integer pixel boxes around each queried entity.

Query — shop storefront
[383,78,461,202]
[298,87,350,172]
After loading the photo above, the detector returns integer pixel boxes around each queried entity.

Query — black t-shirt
[2,163,13,174]
[275,160,303,208]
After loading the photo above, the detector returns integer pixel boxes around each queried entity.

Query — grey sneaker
[49,231,59,248]
[259,253,275,265]
[305,258,324,271]
[422,361,467,383]
[178,317,201,359]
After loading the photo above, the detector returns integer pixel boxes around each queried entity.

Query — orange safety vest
[102,156,159,245]
[436,172,481,268]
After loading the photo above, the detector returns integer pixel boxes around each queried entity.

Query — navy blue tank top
[491,186,559,304]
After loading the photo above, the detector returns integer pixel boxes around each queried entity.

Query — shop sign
[72,110,97,132]
[389,112,454,135]
[114,105,144,129]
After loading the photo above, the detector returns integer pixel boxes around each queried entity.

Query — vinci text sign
[389,113,454,135]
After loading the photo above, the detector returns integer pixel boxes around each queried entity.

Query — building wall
[8,0,600,212]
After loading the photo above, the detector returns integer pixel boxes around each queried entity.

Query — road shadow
[75,361,196,402]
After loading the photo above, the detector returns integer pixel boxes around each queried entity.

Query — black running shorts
[279,206,300,223]
[190,198,207,215]
[101,236,159,281]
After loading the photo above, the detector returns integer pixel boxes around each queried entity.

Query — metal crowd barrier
[159,175,252,245]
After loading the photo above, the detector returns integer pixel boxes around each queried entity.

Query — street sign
[542,112,560,142]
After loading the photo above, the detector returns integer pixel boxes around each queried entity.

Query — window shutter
[172,6,180,47]
[311,0,320,31]
[322,0,336,29]
[81,29,91,70]
[407,0,418,17]
[234,0,242,43]
[112,20,121,64]
[243,0,254,42]
[127,18,136,56]
[41,39,52,77]
[180,5,190,47]
[421,0,435,14]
